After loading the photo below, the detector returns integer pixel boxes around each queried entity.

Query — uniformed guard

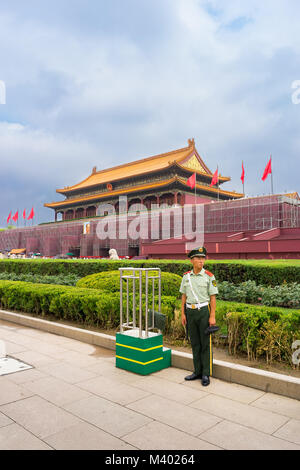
[180,246,218,386]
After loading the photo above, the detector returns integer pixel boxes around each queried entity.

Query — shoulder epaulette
[183,271,191,276]
[205,270,214,277]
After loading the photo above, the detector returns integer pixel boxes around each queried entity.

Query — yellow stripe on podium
[116,355,163,366]
[116,343,162,352]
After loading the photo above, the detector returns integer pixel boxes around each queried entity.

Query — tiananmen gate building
[1,139,300,259]
[44,138,243,222]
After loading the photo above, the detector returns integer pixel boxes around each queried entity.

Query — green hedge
[214,300,300,366]
[0,272,79,286]
[76,270,182,298]
[1,259,300,286]
[0,279,299,366]
[0,280,176,330]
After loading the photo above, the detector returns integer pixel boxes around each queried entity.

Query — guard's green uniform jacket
[180,268,218,304]
[180,269,218,377]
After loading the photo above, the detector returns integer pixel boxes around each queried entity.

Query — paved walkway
[0,319,299,450]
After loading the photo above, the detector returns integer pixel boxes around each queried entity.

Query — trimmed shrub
[214,300,300,365]
[76,270,182,298]
[0,280,177,331]
[0,272,79,286]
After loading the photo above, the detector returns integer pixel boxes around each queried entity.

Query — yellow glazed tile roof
[56,139,226,194]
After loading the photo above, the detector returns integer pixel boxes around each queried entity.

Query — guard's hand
[209,317,216,326]
[181,314,187,327]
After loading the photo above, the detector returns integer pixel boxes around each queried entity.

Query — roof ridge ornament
[188,138,195,149]
[92,166,97,174]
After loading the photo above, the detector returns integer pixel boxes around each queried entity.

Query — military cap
[188,246,207,259]
[205,325,220,335]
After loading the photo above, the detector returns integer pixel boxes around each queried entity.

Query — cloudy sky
[1,0,300,226]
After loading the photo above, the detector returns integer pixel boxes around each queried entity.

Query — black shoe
[185,373,201,381]
[201,376,210,386]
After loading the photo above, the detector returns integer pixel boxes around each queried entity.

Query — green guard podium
[116,268,171,375]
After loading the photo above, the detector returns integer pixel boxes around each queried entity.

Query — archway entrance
[129,246,139,257]
[68,247,80,258]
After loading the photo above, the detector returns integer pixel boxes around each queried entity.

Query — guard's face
[191,256,206,269]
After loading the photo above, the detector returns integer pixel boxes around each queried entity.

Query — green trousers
[186,305,213,377]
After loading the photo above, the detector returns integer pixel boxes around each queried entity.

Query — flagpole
[194,173,196,206]
[242,161,245,196]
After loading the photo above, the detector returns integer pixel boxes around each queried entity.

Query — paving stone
[0,412,13,428]
[251,393,300,420]
[123,421,221,450]
[199,420,300,450]
[39,361,97,384]
[154,366,191,383]
[0,395,81,439]
[18,328,63,341]
[64,396,152,438]
[22,376,93,406]
[4,340,28,355]
[7,368,47,385]
[77,375,151,405]
[44,422,135,450]
[126,395,221,436]
[1,332,40,348]
[62,341,102,354]
[28,341,69,359]
[0,377,34,405]
[85,360,119,375]
[12,350,60,367]
[54,349,103,367]
[130,375,208,404]
[184,377,265,404]
[190,394,289,434]
[273,419,300,445]
[0,423,52,450]
[86,361,145,385]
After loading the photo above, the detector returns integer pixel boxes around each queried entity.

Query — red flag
[12,211,19,222]
[7,211,12,224]
[23,209,26,219]
[241,161,245,184]
[27,207,35,220]
[187,173,196,189]
[210,169,219,187]
[262,157,272,181]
